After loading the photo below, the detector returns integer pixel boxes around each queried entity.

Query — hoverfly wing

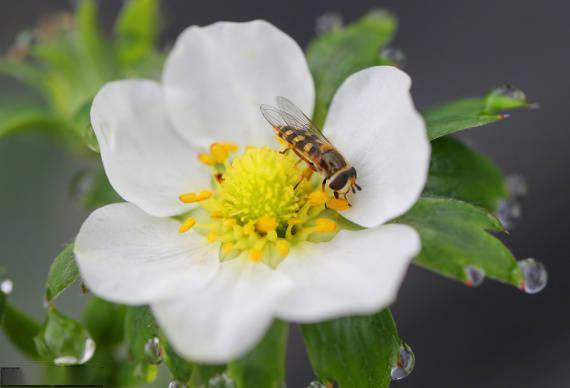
[260,104,288,129]
[275,96,331,144]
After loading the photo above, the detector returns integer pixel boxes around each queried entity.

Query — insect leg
[294,167,314,189]
[321,177,328,192]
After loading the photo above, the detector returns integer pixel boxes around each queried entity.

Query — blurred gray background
[1,1,568,387]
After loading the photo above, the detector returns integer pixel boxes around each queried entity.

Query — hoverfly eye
[329,171,349,191]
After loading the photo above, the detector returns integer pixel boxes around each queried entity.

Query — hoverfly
[260,96,361,202]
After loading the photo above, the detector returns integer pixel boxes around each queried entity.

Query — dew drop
[464,266,485,287]
[53,338,95,366]
[518,258,548,294]
[144,336,163,364]
[493,84,526,101]
[391,342,415,381]
[497,197,522,230]
[169,380,188,388]
[307,381,328,388]
[208,372,236,387]
[315,13,343,35]
[1,278,13,295]
[380,47,406,67]
[506,174,528,199]
[69,169,95,203]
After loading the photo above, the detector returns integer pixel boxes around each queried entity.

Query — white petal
[275,225,419,322]
[152,258,292,363]
[74,203,219,305]
[324,66,431,227]
[91,80,210,218]
[162,20,314,149]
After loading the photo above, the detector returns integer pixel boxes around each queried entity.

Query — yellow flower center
[177,143,350,267]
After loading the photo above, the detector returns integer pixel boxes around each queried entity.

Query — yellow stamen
[243,223,255,235]
[256,215,278,233]
[179,217,196,233]
[287,217,301,225]
[211,143,229,163]
[210,211,224,218]
[221,242,235,253]
[315,218,337,233]
[198,153,216,165]
[308,191,328,206]
[249,249,263,262]
[207,231,217,243]
[179,190,212,203]
[276,240,290,257]
[326,197,350,211]
[220,142,238,153]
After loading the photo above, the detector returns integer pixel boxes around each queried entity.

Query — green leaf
[302,309,400,388]
[424,85,531,140]
[34,306,94,365]
[228,320,288,388]
[83,297,125,348]
[44,243,79,303]
[124,305,159,362]
[1,303,42,359]
[0,101,66,141]
[76,0,118,84]
[162,338,194,383]
[307,10,397,126]
[69,167,122,210]
[424,137,507,211]
[115,0,161,67]
[395,197,523,286]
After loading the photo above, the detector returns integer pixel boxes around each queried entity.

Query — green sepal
[162,337,194,383]
[124,305,160,362]
[302,309,400,388]
[394,197,523,286]
[1,303,42,359]
[190,363,227,386]
[307,9,397,126]
[227,320,288,388]
[44,242,79,304]
[83,297,125,348]
[423,85,532,140]
[34,305,94,365]
[424,137,507,212]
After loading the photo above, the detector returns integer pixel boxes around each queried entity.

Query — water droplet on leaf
[1,278,13,294]
[169,380,188,388]
[391,342,415,381]
[144,336,163,364]
[497,197,522,230]
[464,266,485,287]
[493,84,526,101]
[315,13,343,35]
[307,381,328,388]
[518,258,548,294]
[506,174,528,199]
[208,372,236,387]
[380,47,406,67]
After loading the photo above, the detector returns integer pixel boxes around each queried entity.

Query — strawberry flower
[75,20,430,362]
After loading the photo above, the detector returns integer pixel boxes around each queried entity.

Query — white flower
[75,20,431,363]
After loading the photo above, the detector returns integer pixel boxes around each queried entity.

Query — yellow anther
[243,223,255,235]
[211,143,229,163]
[288,217,301,225]
[221,242,235,253]
[220,142,238,153]
[249,249,263,262]
[315,218,337,233]
[179,190,212,203]
[256,215,278,233]
[326,197,350,211]
[207,231,217,243]
[308,191,328,206]
[198,153,216,165]
[276,240,290,257]
[179,217,197,233]
[210,211,224,219]
[223,219,237,227]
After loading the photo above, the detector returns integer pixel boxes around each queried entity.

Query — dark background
[1,1,568,387]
